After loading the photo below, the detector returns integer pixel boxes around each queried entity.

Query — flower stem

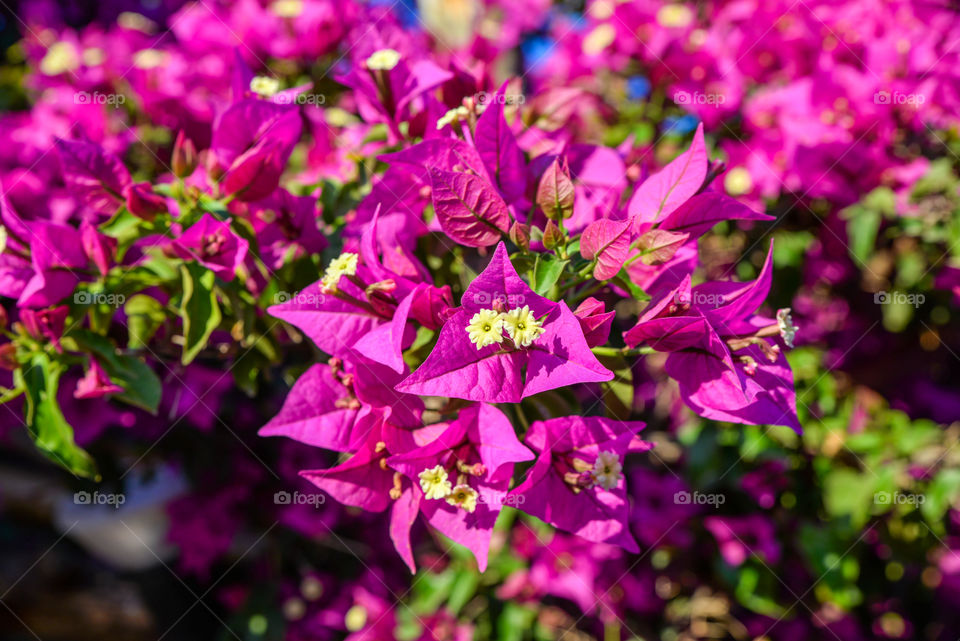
[590,345,654,358]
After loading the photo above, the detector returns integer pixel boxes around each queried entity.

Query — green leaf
[844,205,881,265]
[922,469,960,523]
[446,569,479,614]
[497,602,537,641]
[863,187,896,217]
[179,262,222,365]
[17,354,98,479]
[530,254,568,296]
[99,207,144,245]
[597,355,633,419]
[612,267,650,301]
[124,294,167,350]
[67,329,162,414]
[733,565,785,617]
[823,468,876,528]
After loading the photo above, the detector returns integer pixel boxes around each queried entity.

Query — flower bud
[20,306,69,352]
[573,297,615,348]
[537,155,575,220]
[81,221,117,275]
[172,130,198,178]
[201,149,225,183]
[0,343,17,370]
[508,221,530,249]
[542,219,562,250]
[123,182,167,222]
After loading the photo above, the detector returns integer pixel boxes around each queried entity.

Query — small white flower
[592,451,622,490]
[418,465,453,500]
[40,42,79,76]
[777,308,797,348]
[366,49,401,71]
[270,0,304,18]
[321,253,359,290]
[502,305,545,348]
[132,49,166,70]
[466,309,506,349]
[437,106,469,130]
[445,484,479,513]
[250,76,281,97]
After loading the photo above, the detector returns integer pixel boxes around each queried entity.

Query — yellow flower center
[502,305,545,347]
[321,252,359,291]
[366,49,401,71]
[446,484,478,513]
[418,465,452,500]
[466,308,505,349]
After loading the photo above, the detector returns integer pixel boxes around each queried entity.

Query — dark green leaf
[179,262,222,365]
[124,294,167,350]
[531,254,568,296]
[67,329,162,414]
[17,354,98,479]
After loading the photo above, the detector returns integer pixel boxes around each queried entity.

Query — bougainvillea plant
[3,1,960,639]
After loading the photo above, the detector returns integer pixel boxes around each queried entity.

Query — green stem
[590,345,655,358]
[569,280,605,306]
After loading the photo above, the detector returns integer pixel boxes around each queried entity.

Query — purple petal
[627,123,706,224]
[428,168,510,248]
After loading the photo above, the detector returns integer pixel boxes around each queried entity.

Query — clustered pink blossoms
[260,72,799,569]
[0,1,958,639]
